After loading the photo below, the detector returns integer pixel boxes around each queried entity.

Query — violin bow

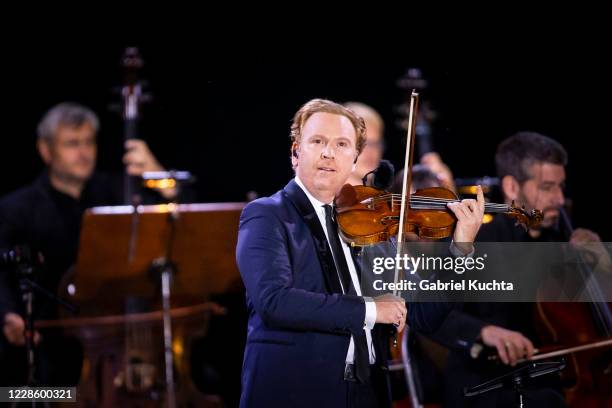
[394,90,422,408]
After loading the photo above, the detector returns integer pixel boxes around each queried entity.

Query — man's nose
[553,186,565,207]
[78,143,94,158]
[321,143,335,159]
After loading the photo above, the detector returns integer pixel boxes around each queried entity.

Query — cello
[534,206,612,407]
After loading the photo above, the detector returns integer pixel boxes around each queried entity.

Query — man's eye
[313,139,322,144]
[338,141,347,147]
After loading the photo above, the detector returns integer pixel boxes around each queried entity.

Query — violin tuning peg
[511,200,515,208]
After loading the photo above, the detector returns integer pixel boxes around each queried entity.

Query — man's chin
[540,214,560,229]
[540,208,560,228]
[63,170,93,184]
[313,179,345,193]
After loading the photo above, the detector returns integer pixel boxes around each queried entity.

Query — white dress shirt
[295,177,377,364]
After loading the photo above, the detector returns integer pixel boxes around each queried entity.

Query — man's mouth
[539,208,560,226]
[543,207,560,217]
[318,167,336,172]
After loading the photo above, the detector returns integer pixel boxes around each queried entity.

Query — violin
[335,183,543,247]
[334,90,544,408]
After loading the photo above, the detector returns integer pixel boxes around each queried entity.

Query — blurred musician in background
[344,102,386,187]
[417,132,610,407]
[0,102,177,386]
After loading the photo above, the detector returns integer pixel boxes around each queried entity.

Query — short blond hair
[290,98,366,155]
[343,101,384,136]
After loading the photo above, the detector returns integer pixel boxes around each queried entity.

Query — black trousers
[346,365,390,408]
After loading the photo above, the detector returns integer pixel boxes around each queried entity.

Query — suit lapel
[283,179,343,294]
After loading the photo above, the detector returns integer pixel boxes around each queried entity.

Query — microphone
[362,160,395,189]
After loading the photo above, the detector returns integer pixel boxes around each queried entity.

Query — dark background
[2,43,610,239]
[0,37,609,405]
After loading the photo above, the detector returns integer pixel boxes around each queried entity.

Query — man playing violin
[236,98,485,408]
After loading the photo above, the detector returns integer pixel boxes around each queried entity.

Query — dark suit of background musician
[413,132,609,407]
[0,103,178,386]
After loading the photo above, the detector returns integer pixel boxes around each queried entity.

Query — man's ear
[501,175,520,202]
[37,139,52,165]
[353,146,362,164]
[291,142,299,168]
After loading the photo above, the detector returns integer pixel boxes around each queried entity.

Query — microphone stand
[11,253,77,388]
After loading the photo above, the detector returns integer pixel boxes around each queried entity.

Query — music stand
[464,359,566,408]
[71,202,244,407]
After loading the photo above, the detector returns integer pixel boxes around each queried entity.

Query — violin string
[374,193,509,204]
[373,204,510,214]
[397,201,506,210]
[367,196,510,211]
[369,196,509,206]
[369,193,510,207]
[367,203,510,213]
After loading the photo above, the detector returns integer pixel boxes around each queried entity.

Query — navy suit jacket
[236,180,391,408]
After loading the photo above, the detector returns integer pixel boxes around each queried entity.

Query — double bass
[119,47,151,205]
